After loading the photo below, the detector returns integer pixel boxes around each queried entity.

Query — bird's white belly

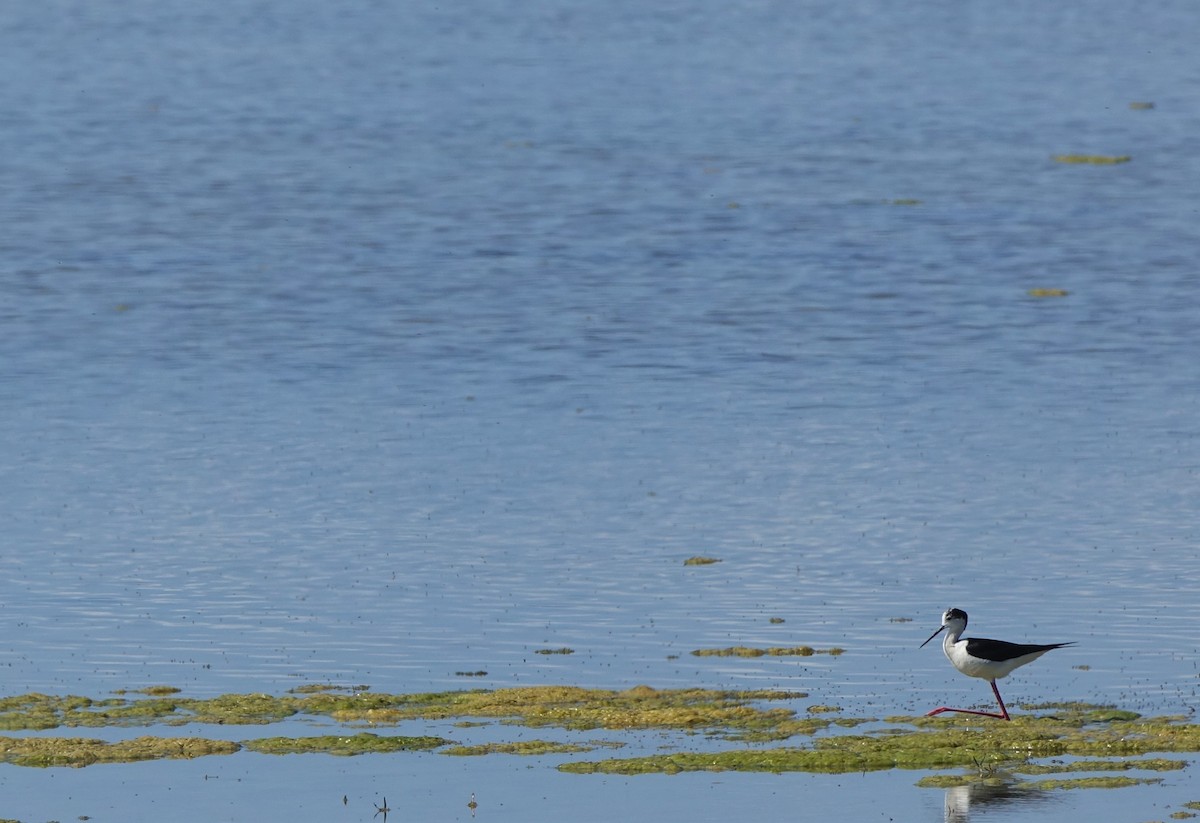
[946,643,1025,680]
[951,652,1005,679]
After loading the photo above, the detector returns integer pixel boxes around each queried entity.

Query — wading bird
[920,607,1074,720]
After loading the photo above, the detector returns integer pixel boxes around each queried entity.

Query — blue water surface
[1,1,1199,820]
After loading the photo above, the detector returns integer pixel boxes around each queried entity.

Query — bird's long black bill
[919,625,945,648]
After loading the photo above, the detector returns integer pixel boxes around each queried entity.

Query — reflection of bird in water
[944,780,1058,823]
[921,608,1074,720]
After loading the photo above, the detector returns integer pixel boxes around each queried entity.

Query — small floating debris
[534,648,575,655]
[1028,288,1069,298]
[691,645,844,657]
[683,556,722,566]
[888,198,922,206]
[455,670,489,677]
[1129,101,1155,110]
[1052,154,1131,164]
[769,617,786,624]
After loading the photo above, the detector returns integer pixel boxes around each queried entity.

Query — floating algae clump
[691,646,843,657]
[683,556,722,566]
[243,733,448,756]
[559,704,1200,779]
[1052,154,1131,164]
[7,684,1200,799]
[0,691,309,729]
[1024,776,1161,790]
[0,735,239,768]
[315,685,808,738]
[189,692,302,724]
[0,693,145,730]
[1015,758,1185,775]
[559,747,891,775]
[916,773,1166,790]
[113,685,182,696]
[288,683,370,694]
[443,740,615,756]
[449,686,805,734]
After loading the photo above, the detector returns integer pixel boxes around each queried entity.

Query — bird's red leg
[990,680,1010,721]
[924,705,1008,719]
[925,680,1011,720]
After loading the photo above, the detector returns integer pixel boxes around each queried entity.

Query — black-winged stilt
[920,607,1074,720]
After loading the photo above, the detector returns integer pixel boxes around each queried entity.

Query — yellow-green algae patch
[288,683,370,694]
[683,556,722,566]
[691,646,844,657]
[915,774,1163,790]
[0,735,239,768]
[324,685,811,738]
[1015,757,1185,775]
[914,757,1185,789]
[7,687,1200,791]
[443,740,620,756]
[1025,776,1161,790]
[0,686,808,738]
[117,685,182,696]
[243,733,448,756]
[0,691,304,729]
[0,694,128,730]
[559,704,1200,780]
[1052,154,1132,164]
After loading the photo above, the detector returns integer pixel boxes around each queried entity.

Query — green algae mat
[0,684,1196,795]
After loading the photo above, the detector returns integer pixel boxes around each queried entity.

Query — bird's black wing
[965,637,1074,662]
